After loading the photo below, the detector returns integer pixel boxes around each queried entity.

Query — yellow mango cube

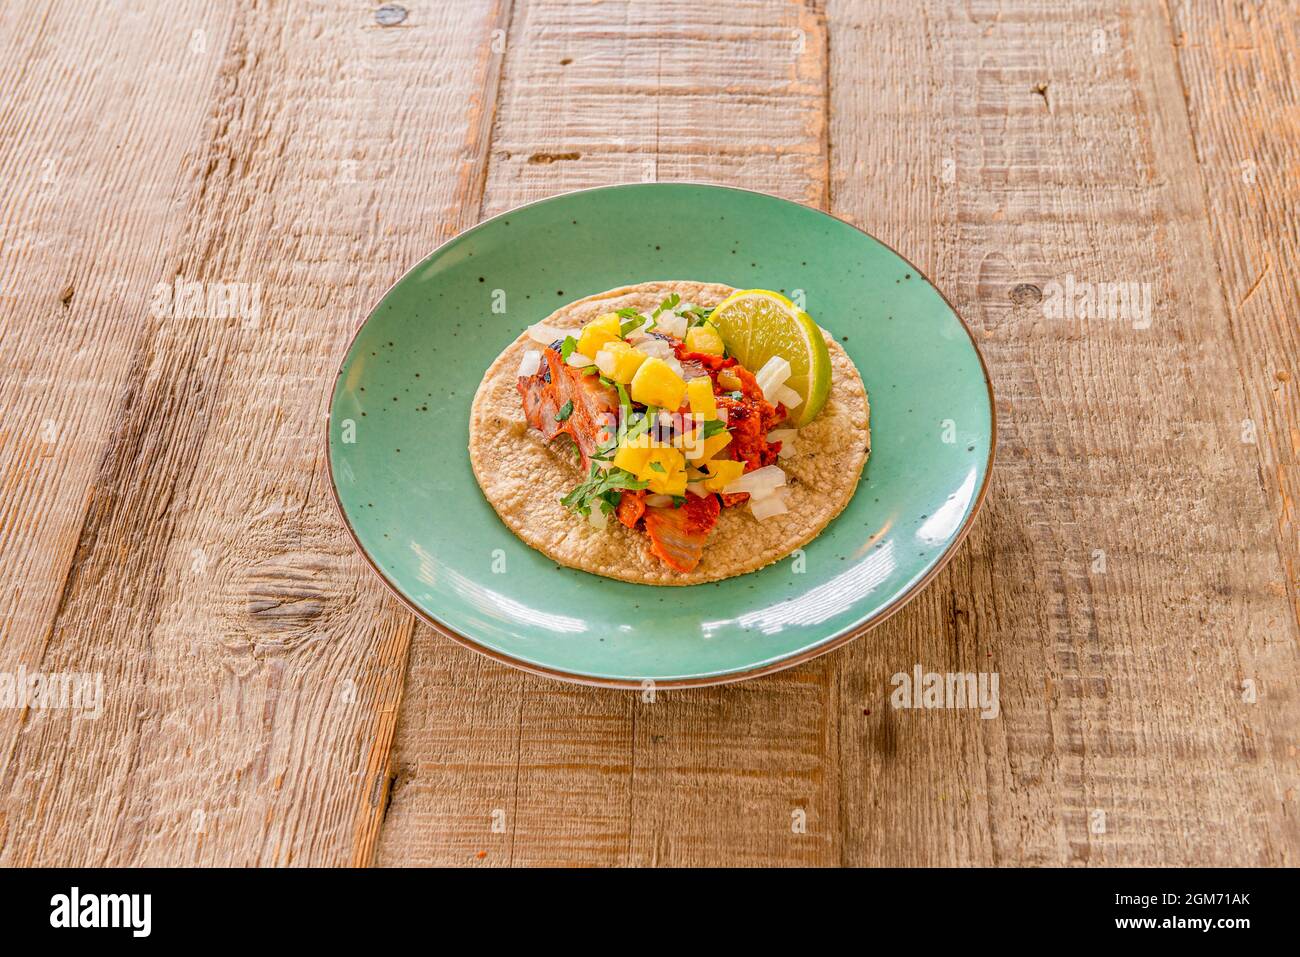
[685,429,732,463]
[629,356,688,410]
[685,324,725,356]
[703,459,745,492]
[597,340,647,384]
[686,377,717,420]
[612,435,653,474]
[577,312,622,358]
[716,369,743,391]
[639,446,687,495]
[656,469,688,497]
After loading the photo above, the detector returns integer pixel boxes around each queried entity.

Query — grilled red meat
[517,337,759,574]
[616,489,647,528]
[518,344,619,471]
[642,492,721,572]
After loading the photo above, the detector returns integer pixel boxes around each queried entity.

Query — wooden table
[1,0,1296,867]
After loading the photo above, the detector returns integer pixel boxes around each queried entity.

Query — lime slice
[708,289,831,427]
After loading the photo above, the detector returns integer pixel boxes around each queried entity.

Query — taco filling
[515,293,806,573]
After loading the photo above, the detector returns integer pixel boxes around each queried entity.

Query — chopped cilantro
[648,461,666,473]
[624,406,656,443]
[652,293,681,319]
[702,419,728,438]
[560,465,649,517]
[671,496,687,508]
[554,400,573,422]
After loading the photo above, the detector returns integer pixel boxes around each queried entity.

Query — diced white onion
[774,384,802,408]
[526,323,567,345]
[754,355,792,399]
[757,355,792,383]
[587,507,608,530]
[750,489,789,521]
[656,311,688,339]
[685,481,709,497]
[594,349,617,377]
[644,493,676,508]
[517,349,542,377]
[716,407,728,423]
[721,464,787,497]
[566,349,593,367]
[767,428,798,459]
[636,337,673,360]
[664,356,685,378]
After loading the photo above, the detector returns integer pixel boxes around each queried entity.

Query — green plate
[328,184,994,688]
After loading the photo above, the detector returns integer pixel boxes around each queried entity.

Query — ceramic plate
[327,184,994,688]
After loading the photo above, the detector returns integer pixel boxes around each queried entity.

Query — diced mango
[685,324,725,356]
[717,369,743,391]
[629,356,688,410]
[685,429,732,463]
[612,435,654,474]
[686,377,717,420]
[577,312,623,357]
[651,468,688,497]
[703,459,745,492]
[598,340,647,384]
[639,446,687,496]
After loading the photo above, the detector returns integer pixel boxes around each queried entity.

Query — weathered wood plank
[376,0,835,867]
[0,0,236,861]
[1165,0,1299,660]
[826,0,1298,865]
[0,0,504,866]
[3,0,1294,869]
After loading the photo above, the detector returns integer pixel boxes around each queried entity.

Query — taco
[468,281,869,585]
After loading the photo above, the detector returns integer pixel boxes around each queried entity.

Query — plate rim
[324,181,998,689]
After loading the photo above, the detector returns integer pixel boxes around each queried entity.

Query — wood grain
[0,0,506,866]
[0,0,1295,867]
[376,0,837,867]
[1165,0,1299,639]
[826,0,1298,865]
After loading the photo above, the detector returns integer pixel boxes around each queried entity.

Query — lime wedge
[708,289,831,427]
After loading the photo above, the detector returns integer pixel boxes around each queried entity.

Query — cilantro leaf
[554,400,573,422]
[702,419,727,438]
[652,293,681,319]
[560,467,649,517]
[649,461,665,473]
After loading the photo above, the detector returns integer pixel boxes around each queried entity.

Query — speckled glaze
[327,184,994,687]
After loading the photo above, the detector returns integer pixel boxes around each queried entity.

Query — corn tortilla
[468,281,870,585]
